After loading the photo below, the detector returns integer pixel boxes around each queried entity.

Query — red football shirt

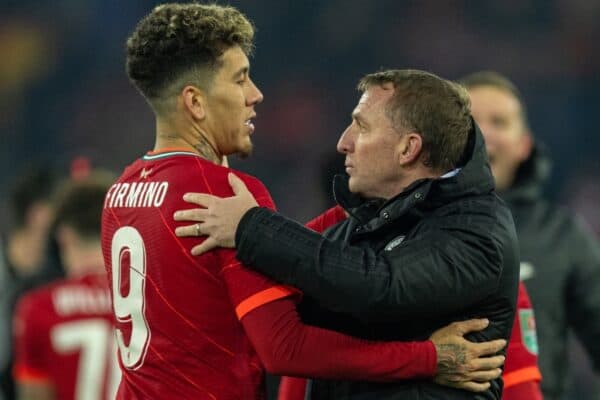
[13,272,119,400]
[502,282,542,398]
[101,149,297,400]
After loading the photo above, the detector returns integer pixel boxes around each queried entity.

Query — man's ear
[398,133,423,166]
[182,85,207,120]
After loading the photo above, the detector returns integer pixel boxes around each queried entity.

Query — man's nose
[337,126,354,154]
[248,79,264,105]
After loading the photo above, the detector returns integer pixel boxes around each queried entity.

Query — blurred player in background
[0,165,59,400]
[462,71,600,400]
[101,4,506,399]
[12,173,119,400]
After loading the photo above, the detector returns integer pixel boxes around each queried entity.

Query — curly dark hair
[126,3,255,107]
[358,69,472,172]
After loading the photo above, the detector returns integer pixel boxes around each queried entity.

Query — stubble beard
[237,142,253,159]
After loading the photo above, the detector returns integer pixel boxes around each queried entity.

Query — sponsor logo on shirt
[519,308,539,355]
[384,235,405,251]
[140,168,153,179]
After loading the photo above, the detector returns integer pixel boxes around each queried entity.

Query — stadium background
[1,0,599,398]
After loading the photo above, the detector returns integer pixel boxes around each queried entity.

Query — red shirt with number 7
[13,272,119,400]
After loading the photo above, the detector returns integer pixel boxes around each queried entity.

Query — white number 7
[111,226,150,369]
[51,320,120,400]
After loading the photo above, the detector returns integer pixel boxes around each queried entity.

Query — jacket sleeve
[236,207,506,316]
[565,216,600,372]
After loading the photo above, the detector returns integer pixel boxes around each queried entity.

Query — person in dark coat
[462,71,600,400]
[174,69,520,399]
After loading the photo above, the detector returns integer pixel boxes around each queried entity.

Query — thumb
[228,173,249,196]
[454,318,489,335]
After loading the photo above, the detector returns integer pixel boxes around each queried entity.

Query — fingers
[474,368,502,382]
[470,339,507,357]
[451,318,489,335]
[465,368,502,383]
[453,381,491,393]
[468,355,505,371]
[228,173,249,195]
[191,237,219,256]
[182,192,217,207]
[174,208,209,223]
[435,377,492,392]
[175,223,203,237]
[445,367,502,383]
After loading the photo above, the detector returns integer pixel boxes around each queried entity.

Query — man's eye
[491,117,508,128]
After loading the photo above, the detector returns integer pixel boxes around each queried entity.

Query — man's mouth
[245,115,256,134]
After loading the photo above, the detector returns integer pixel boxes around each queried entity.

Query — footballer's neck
[154,115,222,164]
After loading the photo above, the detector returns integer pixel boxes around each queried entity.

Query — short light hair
[358,69,472,172]
[459,71,530,131]
[126,3,255,111]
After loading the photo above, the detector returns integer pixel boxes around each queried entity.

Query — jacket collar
[500,143,551,204]
[333,120,495,228]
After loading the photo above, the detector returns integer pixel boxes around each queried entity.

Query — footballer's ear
[182,86,207,121]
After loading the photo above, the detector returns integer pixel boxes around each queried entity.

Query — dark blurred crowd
[1,0,599,223]
[1,1,599,399]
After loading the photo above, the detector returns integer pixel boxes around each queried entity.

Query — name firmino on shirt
[104,181,169,208]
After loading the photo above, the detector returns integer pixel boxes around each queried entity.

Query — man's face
[204,46,263,157]
[468,85,531,190]
[337,84,405,199]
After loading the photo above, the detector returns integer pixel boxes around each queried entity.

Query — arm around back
[240,296,436,380]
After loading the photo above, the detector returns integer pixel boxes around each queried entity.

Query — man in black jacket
[461,71,600,400]
[175,69,520,399]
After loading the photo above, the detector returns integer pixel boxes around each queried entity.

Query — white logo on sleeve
[384,235,405,251]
